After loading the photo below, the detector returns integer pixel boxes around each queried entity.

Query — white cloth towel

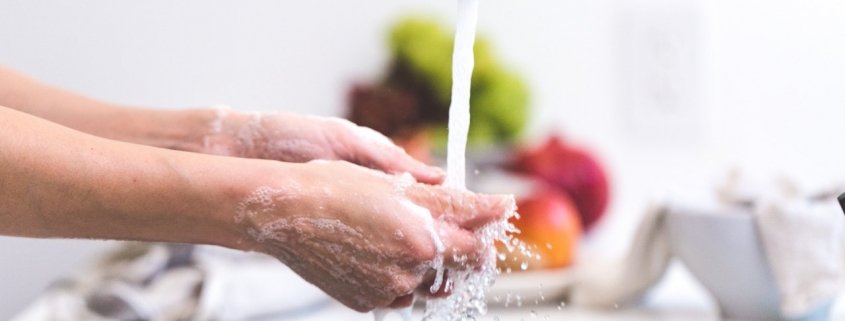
[570,171,845,318]
[752,191,845,316]
[569,204,672,307]
[720,171,845,317]
[12,244,331,321]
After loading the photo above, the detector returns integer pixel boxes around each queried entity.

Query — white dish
[487,267,575,306]
[666,206,833,321]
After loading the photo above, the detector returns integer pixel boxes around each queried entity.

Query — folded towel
[569,204,672,307]
[570,170,845,318]
[12,244,331,321]
[741,183,845,317]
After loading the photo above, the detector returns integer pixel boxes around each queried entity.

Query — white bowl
[665,206,833,321]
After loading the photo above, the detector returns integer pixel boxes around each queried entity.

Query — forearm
[0,66,214,152]
[0,105,258,247]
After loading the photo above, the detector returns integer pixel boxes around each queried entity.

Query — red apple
[500,190,582,270]
[508,135,610,231]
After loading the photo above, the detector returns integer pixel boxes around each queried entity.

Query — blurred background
[1,0,845,319]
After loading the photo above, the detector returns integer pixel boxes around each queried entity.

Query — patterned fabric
[12,244,331,321]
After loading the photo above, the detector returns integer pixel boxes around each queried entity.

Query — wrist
[155,107,220,153]
[104,105,219,153]
[199,108,256,157]
[192,156,305,252]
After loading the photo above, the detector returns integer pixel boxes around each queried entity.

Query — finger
[388,294,416,308]
[344,124,445,184]
[407,186,515,231]
[370,144,445,185]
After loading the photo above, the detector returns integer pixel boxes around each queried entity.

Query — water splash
[424,0,521,297]
[378,0,523,320]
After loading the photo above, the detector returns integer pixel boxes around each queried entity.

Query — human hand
[233,160,514,312]
[202,109,444,184]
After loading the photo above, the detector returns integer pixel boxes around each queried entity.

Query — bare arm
[0,66,215,152]
[0,66,443,183]
[0,105,511,311]
[0,105,248,243]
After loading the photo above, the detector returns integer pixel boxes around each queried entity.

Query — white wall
[1,0,845,318]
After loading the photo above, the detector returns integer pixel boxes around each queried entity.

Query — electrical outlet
[615,0,703,143]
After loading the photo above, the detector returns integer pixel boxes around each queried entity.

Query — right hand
[234,161,514,312]
[201,110,445,184]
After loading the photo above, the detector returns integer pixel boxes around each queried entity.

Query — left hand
[232,160,512,312]
[201,110,444,184]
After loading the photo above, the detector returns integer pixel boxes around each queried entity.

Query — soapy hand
[202,109,444,184]
[235,161,513,312]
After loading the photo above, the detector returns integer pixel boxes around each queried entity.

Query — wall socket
[614,0,703,144]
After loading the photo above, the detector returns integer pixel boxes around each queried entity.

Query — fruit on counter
[500,191,582,271]
[388,17,454,105]
[348,17,530,148]
[389,18,531,147]
[347,84,421,139]
[508,135,610,231]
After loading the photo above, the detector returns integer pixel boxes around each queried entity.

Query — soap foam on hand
[375,1,519,320]
[423,0,518,320]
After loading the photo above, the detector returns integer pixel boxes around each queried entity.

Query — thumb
[345,125,445,184]
[376,145,445,185]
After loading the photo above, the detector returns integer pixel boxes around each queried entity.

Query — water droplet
[520,262,528,270]
[545,243,553,249]
[530,310,537,317]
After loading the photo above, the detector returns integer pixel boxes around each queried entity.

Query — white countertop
[11,246,845,321]
[294,260,845,321]
[293,263,722,321]
[293,304,718,321]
